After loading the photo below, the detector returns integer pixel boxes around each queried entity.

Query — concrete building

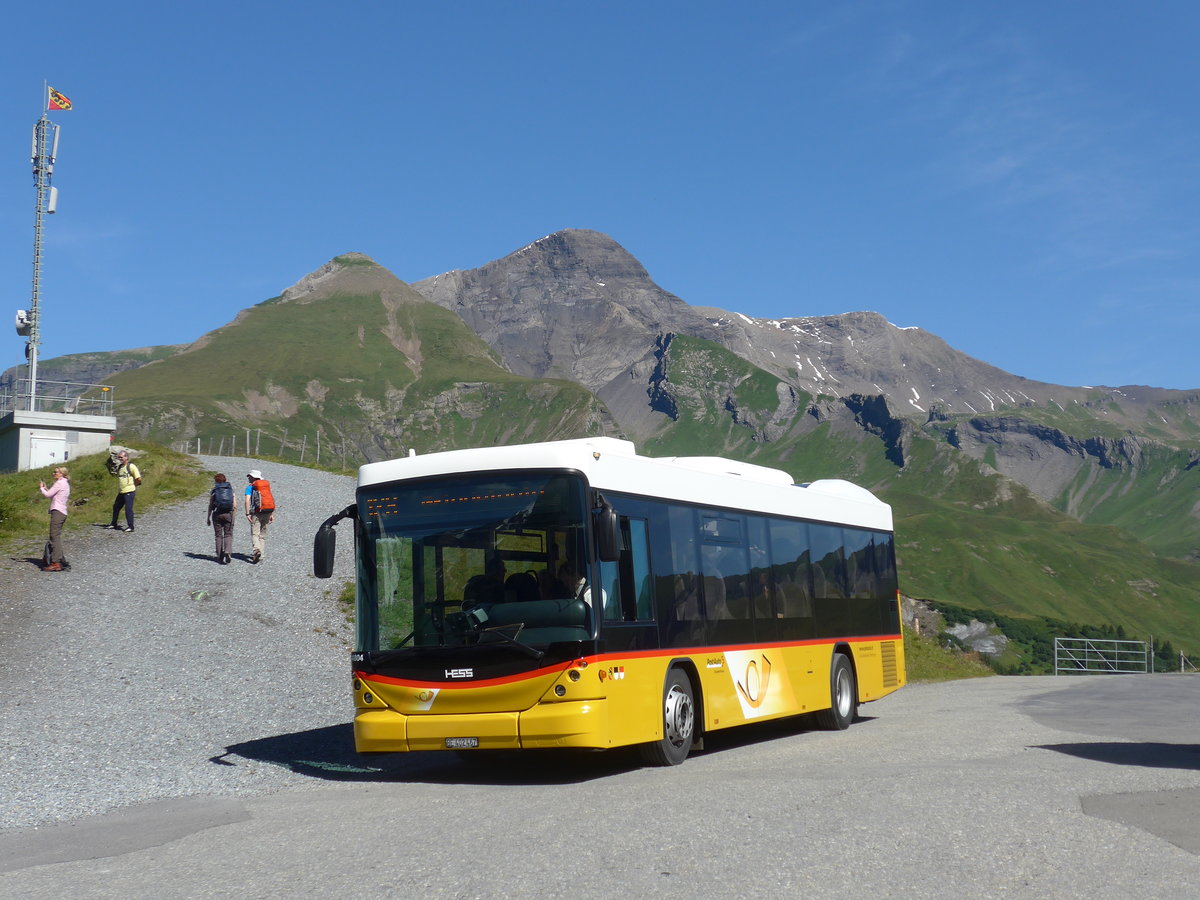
[0,380,116,472]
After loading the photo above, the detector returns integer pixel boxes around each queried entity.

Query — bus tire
[640,668,695,766]
[814,653,857,731]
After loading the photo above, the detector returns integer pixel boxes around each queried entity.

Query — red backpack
[250,479,276,513]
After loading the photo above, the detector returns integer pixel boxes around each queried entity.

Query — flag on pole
[47,88,72,111]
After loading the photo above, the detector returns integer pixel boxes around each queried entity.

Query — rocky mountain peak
[505,229,657,283]
[413,229,722,390]
[409,228,1200,445]
[278,252,403,305]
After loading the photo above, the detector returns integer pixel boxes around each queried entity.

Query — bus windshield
[355,472,593,653]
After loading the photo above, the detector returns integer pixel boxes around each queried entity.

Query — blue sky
[3,1,1197,389]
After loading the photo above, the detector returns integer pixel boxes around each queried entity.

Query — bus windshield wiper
[392,630,415,650]
[475,623,544,660]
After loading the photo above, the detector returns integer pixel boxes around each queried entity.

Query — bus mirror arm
[592,492,622,563]
[313,504,356,579]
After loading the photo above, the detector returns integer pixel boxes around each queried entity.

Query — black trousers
[111,491,136,528]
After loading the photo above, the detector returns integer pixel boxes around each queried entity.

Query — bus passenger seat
[505,571,540,604]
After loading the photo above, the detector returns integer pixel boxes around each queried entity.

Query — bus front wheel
[814,653,857,731]
[640,669,695,766]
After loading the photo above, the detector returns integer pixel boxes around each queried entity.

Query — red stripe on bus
[355,632,901,690]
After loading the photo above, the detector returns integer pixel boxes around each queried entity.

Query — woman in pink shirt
[38,466,70,572]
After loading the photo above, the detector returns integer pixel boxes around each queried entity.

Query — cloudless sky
[3,1,1197,389]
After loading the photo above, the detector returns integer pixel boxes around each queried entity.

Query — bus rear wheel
[814,653,857,731]
[640,669,695,766]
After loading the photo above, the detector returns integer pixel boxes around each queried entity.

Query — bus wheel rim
[835,668,852,716]
[664,684,694,747]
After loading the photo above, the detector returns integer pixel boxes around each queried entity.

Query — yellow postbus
[314,437,905,765]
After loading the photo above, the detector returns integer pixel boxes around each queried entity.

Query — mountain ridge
[6,229,1199,662]
[414,229,1200,446]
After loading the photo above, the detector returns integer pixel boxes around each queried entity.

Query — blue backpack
[213,481,235,512]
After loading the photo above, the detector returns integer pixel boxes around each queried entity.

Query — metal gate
[1054,638,1149,675]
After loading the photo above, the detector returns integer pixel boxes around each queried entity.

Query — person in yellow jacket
[108,450,141,533]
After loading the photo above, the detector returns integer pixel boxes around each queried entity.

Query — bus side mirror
[595,506,621,562]
[314,524,336,578]
[313,505,355,578]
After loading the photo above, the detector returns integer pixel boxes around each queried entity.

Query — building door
[30,435,67,468]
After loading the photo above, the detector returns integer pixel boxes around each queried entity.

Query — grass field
[0,440,212,545]
[901,626,995,682]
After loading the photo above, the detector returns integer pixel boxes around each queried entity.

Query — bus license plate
[445,737,479,749]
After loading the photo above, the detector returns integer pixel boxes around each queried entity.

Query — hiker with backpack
[244,469,276,564]
[206,473,236,564]
[38,466,70,572]
[107,449,141,533]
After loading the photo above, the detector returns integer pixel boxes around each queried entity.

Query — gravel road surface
[0,456,358,829]
[2,456,1198,896]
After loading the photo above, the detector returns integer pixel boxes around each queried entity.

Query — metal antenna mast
[25,86,63,412]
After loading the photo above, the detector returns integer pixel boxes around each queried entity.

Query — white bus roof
[357,437,892,531]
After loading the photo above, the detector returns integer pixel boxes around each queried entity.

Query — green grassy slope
[0,442,210,542]
[922,408,1200,560]
[49,280,1199,665]
[33,345,186,377]
[1051,443,1200,561]
[637,334,1200,659]
[885,437,1200,659]
[107,276,612,457]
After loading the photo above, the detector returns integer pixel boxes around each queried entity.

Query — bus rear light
[363,693,374,704]
[568,669,581,682]
[554,685,567,697]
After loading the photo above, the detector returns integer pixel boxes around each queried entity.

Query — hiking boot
[252,549,262,563]
[43,562,63,572]
[121,526,134,533]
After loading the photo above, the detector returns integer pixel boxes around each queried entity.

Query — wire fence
[172,427,360,471]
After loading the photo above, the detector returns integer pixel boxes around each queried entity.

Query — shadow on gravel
[1035,741,1200,770]
[214,724,643,785]
[182,551,256,564]
[13,555,73,571]
[216,714,882,786]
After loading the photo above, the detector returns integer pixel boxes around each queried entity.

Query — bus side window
[769,518,814,641]
[626,518,653,620]
[843,527,875,599]
[700,513,753,645]
[600,558,620,621]
[746,516,776,644]
[602,517,654,622]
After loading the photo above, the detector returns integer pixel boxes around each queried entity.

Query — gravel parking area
[0,455,358,831]
[3,460,1198,897]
